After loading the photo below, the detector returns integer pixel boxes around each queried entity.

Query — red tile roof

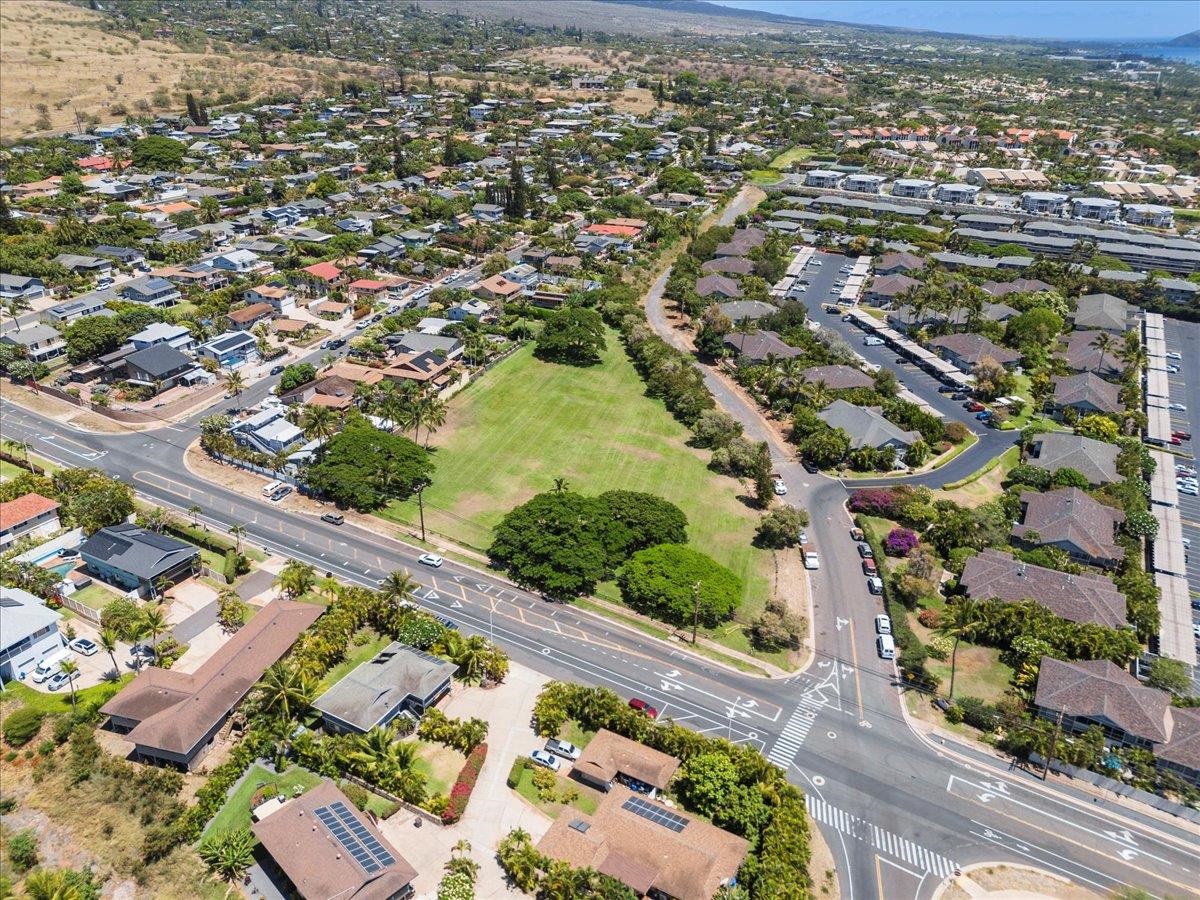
[302,262,343,281]
[0,493,61,530]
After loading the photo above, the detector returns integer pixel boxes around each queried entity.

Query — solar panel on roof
[315,805,381,874]
[330,801,397,868]
[621,795,688,833]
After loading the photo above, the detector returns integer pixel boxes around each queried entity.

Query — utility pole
[1043,707,1065,781]
[691,581,701,645]
[417,484,426,543]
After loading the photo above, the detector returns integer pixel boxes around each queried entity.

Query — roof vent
[569,819,591,833]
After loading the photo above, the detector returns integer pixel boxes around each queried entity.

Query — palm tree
[58,659,80,712]
[350,723,420,781]
[198,827,256,886]
[353,379,377,411]
[1089,332,1113,375]
[228,523,246,554]
[99,627,121,678]
[937,601,984,701]
[438,632,490,684]
[3,295,32,330]
[378,569,416,608]
[318,573,341,600]
[141,606,169,660]
[187,503,202,526]
[125,619,149,669]
[300,403,339,441]
[225,369,246,402]
[253,662,317,721]
[551,477,570,494]
[371,380,407,431]
[276,559,316,599]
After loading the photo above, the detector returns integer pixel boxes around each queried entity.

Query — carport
[1146,366,1171,401]
[1150,449,1180,508]
[1152,505,1186,577]
[1154,572,1198,668]
[1146,403,1174,445]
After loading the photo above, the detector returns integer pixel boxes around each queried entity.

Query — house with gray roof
[928,333,1021,373]
[959,549,1126,629]
[817,399,918,452]
[1012,487,1124,569]
[696,274,743,300]
[386,331,462,360]
[718,300,776,322]
[722,330,801,364]
[801,364,873,391]
[313,641,454,734]
[79,522,199,597]
[1027,433,1119,485]
[874,252,923,276]
[1050,372,1125,417]
[1072,294,1130,334]
[1,323,66,364]
[124,345,197,390]
[863,273,919,306]
[0,586,64,682]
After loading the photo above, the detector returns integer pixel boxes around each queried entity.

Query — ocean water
[1114,45,1200,65]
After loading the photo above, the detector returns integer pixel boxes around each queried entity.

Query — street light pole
[1043,707,1066,781]
[417,484,426,543]
[691,581,701,645]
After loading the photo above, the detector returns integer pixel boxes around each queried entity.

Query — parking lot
[1162,318,1200,652]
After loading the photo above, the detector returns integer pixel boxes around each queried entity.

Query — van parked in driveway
[876,634,896,660]
[31,647,70,683]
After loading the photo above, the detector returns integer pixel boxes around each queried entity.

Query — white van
[31,647,71,683]
[876,634,896,660]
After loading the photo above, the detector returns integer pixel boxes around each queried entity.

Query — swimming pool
[49,562,76,578]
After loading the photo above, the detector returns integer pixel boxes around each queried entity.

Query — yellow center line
[847,617,864,718]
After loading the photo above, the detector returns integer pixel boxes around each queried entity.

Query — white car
[875,614,892,635]
[773,480,788,496]
[1169,403,1187,412]
[1180,484,1200,496]
[864,337,885,347]
[530,749,561,771]
[1167,365,1181,374]
[1166,351,1182,360]
[803,551,820,570]
[68,638,98,656]
[417,553,444,568]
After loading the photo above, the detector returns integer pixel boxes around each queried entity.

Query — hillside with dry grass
[0,0,383,140]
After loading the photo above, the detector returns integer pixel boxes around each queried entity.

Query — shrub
[442,743,487,824]
[884,527,919,557]
[506,756,529,789]
[926,634,952,661]
[100,597,143,639]
[3,707,45,747]
[618,544,742,628]
[7,829,38,871]
[957,696,1001,732]
[916,607,942,629]
[222,548,238,584]
[340,780,372,811]
[944,703,965,724]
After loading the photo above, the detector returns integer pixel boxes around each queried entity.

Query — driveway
[379,663,552,898]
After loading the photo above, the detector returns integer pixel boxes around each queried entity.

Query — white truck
[30,646,71,683]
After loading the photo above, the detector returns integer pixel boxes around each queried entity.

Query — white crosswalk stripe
[766,695,825,766]
[806,795,958,878]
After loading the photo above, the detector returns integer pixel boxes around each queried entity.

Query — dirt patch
[1,0,382,138]
[5,384,148,433]
[937,863,1102,900]
[807,811,841,899]
[774,549,813,670]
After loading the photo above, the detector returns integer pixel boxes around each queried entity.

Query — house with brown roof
[252,778,418,899]
[801,364,874,391]
[959,549,1127,628]
[1011,487,1125,569]
[245,284,296,314]
[473,274,524,303]
[1059,330,1123,379]
[1027,433,1120,486]
[1072,294,1131,334]
[274,317,315,339]
[227,302,274,331]
[381,351,456,389]
[0,493,61,549]
[281,374,360,409]
[100,598,322,770]
[571,729,680,794]
[927,333,1021,373]
[863,273,919,306]
[538,786,747,900]
[722,330,802,365]
[701,256,755,276]
[1050,372,1125,417]
[695,274,743,300]
[980,278,1053,298]
[874,252,924,276]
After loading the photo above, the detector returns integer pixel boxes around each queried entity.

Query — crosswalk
[806,795,959,878]
[766,693,824,766]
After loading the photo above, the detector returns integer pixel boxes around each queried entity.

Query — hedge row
[443,742,487,824]
[165,520,235,554]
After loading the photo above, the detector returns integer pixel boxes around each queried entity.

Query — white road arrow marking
[425,591,440,601]
[836,617,849,630]
[450,600,463,608]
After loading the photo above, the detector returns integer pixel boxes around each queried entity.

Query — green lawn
[316,633,389,695]
[69,583,120,610]
[0,460,24,480]
[558,719,596,750]
[412,741,465,797]
[203,765,323,839]
[768,146,817,169]
[378,334,772,615]
[512,765,600,819]
[0,676,131,717]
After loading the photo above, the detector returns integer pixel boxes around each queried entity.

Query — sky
[705,1,1200,41]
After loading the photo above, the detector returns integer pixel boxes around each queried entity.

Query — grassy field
[938,445,1020,506]
[68,582,120,610]
[203,764,323,839]
[378,334,772,613]
[0,0,383,137]
[768,146,817,169]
